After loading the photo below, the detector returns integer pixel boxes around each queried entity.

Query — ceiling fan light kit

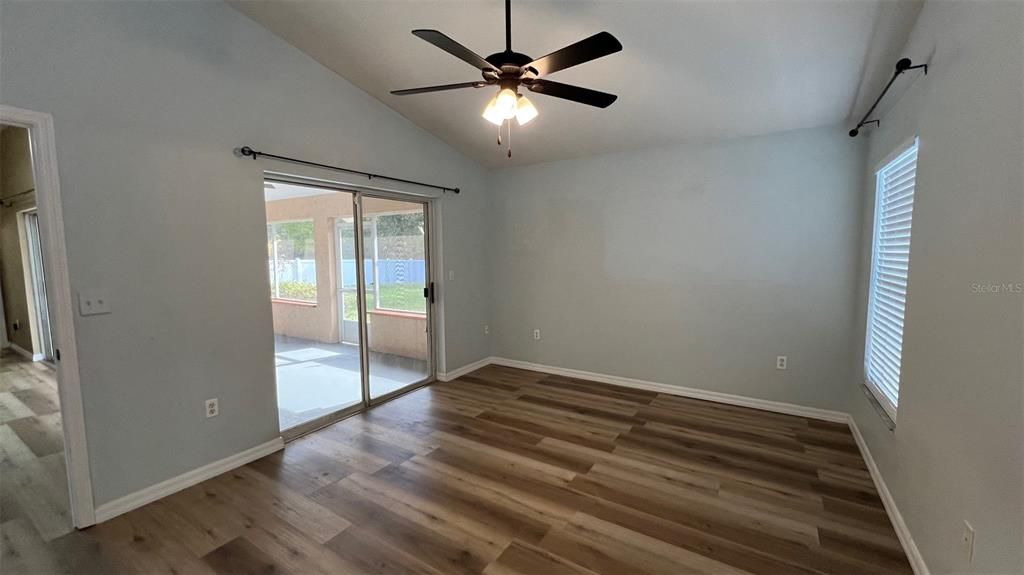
[391,0,622,158]
[482,90,537,126]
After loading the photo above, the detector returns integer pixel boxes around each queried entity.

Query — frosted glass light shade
[515,95,538,125]
[495,88,518,119]
[482,96,505,125]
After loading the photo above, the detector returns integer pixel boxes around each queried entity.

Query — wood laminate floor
[0,349,73,548]
[1,364,911,574]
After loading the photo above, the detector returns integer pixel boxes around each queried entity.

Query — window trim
[270,298,317,308]
[863,137,919,422]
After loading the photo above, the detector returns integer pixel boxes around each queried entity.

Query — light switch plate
[78,290,112,316]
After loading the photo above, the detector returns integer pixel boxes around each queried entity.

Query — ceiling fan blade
[391,82,488,95]
[412,30,499,72]
[526,79,618,108]
[527,32,622,77]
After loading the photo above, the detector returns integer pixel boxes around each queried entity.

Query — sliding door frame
[22,209,55,361]
[360,191,435,407]
[263,174,438,440]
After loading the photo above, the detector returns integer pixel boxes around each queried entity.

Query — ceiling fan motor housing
[483,51,536,86]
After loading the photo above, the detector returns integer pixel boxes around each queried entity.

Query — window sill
[860,384,896,431]
[367,308,426,319]
[271,298,317,308]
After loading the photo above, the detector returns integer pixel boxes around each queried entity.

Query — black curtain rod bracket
[236,146,460,194]
[849,58,927,137]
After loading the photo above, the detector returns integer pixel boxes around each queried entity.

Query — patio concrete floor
[274,335,429,430]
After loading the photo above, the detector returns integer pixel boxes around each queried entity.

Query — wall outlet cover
[78,290,112,316]
[962,521,975,562]
[776,355,788,370]
[205,398,219,418]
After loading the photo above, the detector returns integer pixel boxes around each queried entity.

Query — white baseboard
[487,357,849,423]
[437,356,495,382]
[847,417,929,575]
[7,343,43,362]
[93,437,284,523]
[8,343,32,360]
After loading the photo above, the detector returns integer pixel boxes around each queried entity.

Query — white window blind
[864,139,918,420]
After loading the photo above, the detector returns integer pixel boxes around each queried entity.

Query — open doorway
[263,179,435,437]
[0,123,72,540]
[1,126,53,363]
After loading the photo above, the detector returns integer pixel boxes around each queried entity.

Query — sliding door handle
[423,282,435,304]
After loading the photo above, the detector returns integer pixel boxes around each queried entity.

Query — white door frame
[1,105,96,527]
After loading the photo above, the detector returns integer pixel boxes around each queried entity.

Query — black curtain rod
[237,146,460,194]
[849,58,927,137]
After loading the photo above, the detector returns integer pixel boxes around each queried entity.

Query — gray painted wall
[847,1,1023,572]
[489,126,866,411]
[0,0,492,506]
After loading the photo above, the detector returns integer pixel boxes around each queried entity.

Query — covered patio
[274,335,428,430]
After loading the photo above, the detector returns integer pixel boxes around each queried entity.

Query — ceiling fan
[391,0,622,156]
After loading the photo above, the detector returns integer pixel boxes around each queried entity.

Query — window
[864,139,918,420]
[268,220,317,302]
[373,212,426,314]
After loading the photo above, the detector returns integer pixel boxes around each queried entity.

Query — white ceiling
[264,181,333,202]
[232,0,910,168]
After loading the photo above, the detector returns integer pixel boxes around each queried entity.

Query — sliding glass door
[23,211,54,362]
[265,184,364,434]
[360,196,432,401]
[264,179,433,437]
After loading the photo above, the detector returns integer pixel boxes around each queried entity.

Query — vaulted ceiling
[232,0,920,167]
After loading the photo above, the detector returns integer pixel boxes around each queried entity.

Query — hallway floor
[0,348,72,545]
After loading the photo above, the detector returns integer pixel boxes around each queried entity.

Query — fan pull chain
[507,119,512,158]
[497,123,502,146]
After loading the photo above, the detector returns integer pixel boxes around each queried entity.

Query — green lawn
[343,284,426,320]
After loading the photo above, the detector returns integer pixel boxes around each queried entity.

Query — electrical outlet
[533,329,541,340]
[205,398,219,418]
[484,324,490,335]
[962,521,975,563]
[776,355,788,370]
[448,270,455,281]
